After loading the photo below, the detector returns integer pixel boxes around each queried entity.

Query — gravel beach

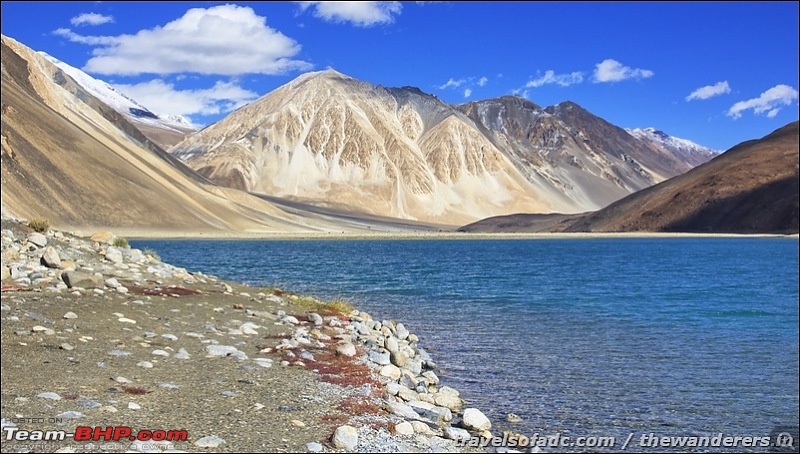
[1,219,498,453]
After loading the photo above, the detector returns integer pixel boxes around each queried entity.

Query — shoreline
[1,220,498,452]
[68,228,800,241]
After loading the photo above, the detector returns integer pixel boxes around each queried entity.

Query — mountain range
[170,69,715,225]
[2,34,794,235]
[461,121,799,234]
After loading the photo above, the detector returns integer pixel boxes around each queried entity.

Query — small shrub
[143,248,160,261]
[112,237,129,248]
[27,218,50,233]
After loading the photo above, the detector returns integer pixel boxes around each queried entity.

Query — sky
[1,1,798,151]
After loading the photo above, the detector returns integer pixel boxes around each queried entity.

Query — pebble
[305,441,324,453]
[195,435,226,448]
[57,411,84,419]
[37,392,61,400]
[152,349,170,357]
[137,361,154,368]
[128,402,141,410]
[63,311,78,319]
[60,343,75,351]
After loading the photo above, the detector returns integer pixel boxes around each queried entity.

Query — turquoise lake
[132,237,799,451]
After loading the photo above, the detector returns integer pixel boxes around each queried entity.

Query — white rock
[128,402,141,410]
[332,425,358,450]
[394,421,414,436]
[63,312,78,320]
[379,364,402,381]
[306,441,323,453]
[37,392,61,400]
[194,435,225,448]
[151,349,170,357]
[462,408,492,431]
[336,343,357,357]
[385,336,399,353]
[443,426,471,442]
[104,278,120,288]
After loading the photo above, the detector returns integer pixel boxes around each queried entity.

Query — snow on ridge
[38,51,196,131]
[627,127,717,154]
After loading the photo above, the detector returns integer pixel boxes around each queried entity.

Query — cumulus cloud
[112,79,259,119]
[526,70,584,88]
[70,13,114,27]
[727,84,798,119]
[297,1,402,27]
[437,78,466,89]
[478,76,488,87]
[686,81,731,101]
[54,4,311,76]
[464,88,472,98]
[592,59,653,83]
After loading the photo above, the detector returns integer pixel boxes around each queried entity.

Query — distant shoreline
[66,228,799,241]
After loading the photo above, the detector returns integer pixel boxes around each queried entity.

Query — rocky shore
[1,219,518,453]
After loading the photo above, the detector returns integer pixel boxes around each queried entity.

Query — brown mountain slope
[0,35,365,233]
[461,122,798,234]
[565,121,798,233]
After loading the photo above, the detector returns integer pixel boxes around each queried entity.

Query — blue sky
[2,1,798,151]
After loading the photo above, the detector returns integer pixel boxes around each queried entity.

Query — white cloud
[727,84,798,119]
[55,4,311,76]
[70,13,114,27]
[464,88,472,98]
[478,76,488,87]
[112,79,259,119]
[526,70,584,88]
[437,78,466,89]
[297,1,402,27]
[592,59,653,83]
[686,81,731,101]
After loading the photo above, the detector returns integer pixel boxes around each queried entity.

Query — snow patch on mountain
[38,52,196,131]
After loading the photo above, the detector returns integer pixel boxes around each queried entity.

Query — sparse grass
[293,295,355,317]
[261,286,285,296]
[143,248,160,261]
[27,218,50,233]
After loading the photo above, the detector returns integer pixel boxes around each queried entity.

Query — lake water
[132,237,799,451]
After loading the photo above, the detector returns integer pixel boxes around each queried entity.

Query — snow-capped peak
[38,52,196,131]
[627,127,718,166]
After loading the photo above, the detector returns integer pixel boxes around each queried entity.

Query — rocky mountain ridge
[170,69,715,225]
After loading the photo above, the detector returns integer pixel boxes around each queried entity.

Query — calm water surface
[132,237,799,451]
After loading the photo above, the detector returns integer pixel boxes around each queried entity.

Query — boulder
[332,425,358,450]
[61,271,103,289]
[41,246,61,268]
[462,408,492,431]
